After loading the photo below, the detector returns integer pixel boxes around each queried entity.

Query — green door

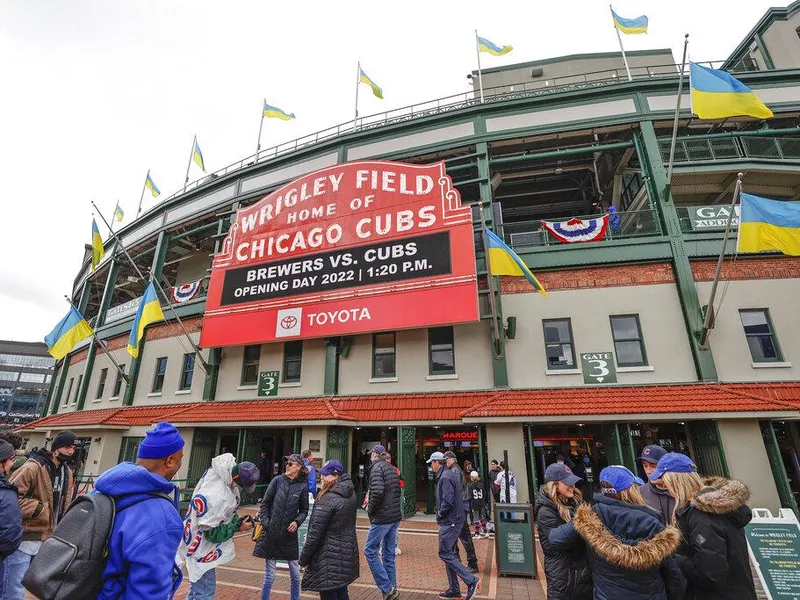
[327,426,349,465]
[525,425,539,497]
[238,428,263,465]
[687,420,729,477]
[397,426,417,518]
[600,423,623,466]
[618,424,638,473]
[188,428,218,486]
[760,421,799,516]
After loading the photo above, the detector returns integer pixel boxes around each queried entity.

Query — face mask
[57,452,74,463]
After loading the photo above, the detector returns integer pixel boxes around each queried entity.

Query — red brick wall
[500,262,675,294]
[144,316,203,342]
[691,257,800,281]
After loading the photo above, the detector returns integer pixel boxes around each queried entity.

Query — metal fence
[658,136,800,163]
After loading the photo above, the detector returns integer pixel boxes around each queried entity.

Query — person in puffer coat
[299,460,359,600]
[254,453,309,600]
[550,466,686,600]
[650,452,757,600]
[534,463,591,600]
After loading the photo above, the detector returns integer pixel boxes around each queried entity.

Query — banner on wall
[200,160,479,347]
[542,215,609,243]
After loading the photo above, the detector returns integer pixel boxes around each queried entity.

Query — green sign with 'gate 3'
[580,352,617,384]
[258,371,280,397]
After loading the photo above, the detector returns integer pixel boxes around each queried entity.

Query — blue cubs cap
[648,452,697,481]
[599,465,644,495]
[232,461,260,493]
[372,444,386,454]
[319,459,344,476]
[426,451,445,463]
[138,422,185,460]
[639,444,667,465]
[545,463,582,485]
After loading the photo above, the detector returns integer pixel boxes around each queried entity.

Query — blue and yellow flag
[486,229,546,296]
[359,68,384,99]
[477,36,513,56]
[45,306,94,360]
[114,202,124,223]
[738,193,800,255]
[145,172,161,197]
[611,8,648,34]
[91,218,105,271]
[263,102,296,121]
[193,140,206,171]
[690,63,773,120]
[127,283,165,358]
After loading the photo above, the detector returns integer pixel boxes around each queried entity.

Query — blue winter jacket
[0,471,22,558]
[305,459,317,498]
[94,462,184,600]
[435,465,465,526]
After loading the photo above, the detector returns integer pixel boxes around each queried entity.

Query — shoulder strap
[114,491,175,514]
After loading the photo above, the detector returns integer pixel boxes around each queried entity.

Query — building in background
[0,340,55,425]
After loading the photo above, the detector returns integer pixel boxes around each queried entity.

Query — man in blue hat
[638,444,676,524]
[95,422,186,600]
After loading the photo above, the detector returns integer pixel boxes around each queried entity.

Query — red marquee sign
[200,160,479,347]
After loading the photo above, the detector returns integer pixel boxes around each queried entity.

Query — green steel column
[638,121,718,381]
[754,33,775,70]
[323,337,340,396]
[49,357,71,415]
[526,424,539,499]
[41,361,61,417]
[202,348,222,401]
[124,231,170,406]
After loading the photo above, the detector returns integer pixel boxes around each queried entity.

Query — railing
[658,136,800,163]
[499,209,662,249]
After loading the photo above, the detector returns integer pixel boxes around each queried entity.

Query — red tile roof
[332,392,496,422]
[167,398,354,424]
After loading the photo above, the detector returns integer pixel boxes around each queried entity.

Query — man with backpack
[2,429,76,600]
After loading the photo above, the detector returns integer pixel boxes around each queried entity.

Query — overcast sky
[0,0,781,343]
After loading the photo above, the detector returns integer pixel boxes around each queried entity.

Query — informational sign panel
[106,297,142,323]
[688,205,740,231]
[746,508,800,599]
[257,371,280,397]
[200,161,479,347]
[580,352,618,384]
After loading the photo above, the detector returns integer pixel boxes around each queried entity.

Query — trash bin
[493,502,537,577]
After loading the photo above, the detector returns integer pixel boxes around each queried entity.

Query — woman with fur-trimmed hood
[549,466,686,600]
[650,452,757,600]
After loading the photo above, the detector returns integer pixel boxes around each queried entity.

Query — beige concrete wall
[485,423,529,503]
[762,13,800,69]
[23,432,47,451]
[502,284,697,388]
[717,419,781,513]
[302,426,328,463]
[338,323,494,395]
[132,334,204,405]
[696,279,800,382]
[55,360,88,413]
[85,347,132,409]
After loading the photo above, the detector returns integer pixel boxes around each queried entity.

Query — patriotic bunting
[172,280,203,303]
[542,215,609,243]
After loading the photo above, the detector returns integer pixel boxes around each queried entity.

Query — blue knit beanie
[138,422,185,459]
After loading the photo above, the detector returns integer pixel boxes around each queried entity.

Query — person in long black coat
[652,452,757,600]
[534,464,592,600]
[299,460,359,600]
[0,440,23,585]
[254,454,309,600]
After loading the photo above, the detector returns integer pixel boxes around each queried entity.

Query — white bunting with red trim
[171,279,202,303]
[541,214,609,243]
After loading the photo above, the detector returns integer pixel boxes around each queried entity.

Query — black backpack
[22,491,173,600]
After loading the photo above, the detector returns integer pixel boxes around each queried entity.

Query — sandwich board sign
[746,508,800,599]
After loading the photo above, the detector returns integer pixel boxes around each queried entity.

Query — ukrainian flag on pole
[263,102,296,120]
[738,193,800,255]
[477,36,513,56]
[145,172,161,197]
[91,218,105,271]
[359,68,384,99]
[193,139,206,171]
[690,63,773,120]
[486,229,546,296]
[114,202,124,223]
[611,8,648,34]
[127,283,165,358]
[45,306,94,360]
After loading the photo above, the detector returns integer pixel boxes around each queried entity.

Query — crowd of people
[534,443,757,600]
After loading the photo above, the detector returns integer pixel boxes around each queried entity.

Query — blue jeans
[1,548,32,600]
[364,521,400,594]
[186,567,216,600]
[439,521,478,594]
[262,559,300,600]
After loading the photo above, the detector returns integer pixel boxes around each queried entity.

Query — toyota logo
[281,316,298,329]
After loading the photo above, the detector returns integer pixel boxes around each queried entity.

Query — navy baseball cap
[599,465,644,494]
[544,463,582,485]
[639,444,667,465]
[319,460,344,476]
[648,452,697,481]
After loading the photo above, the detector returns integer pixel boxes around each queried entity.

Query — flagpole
[611,5,633,81]
[478,203,502,359]
[256,98,266,159]
[474,30,485,103]
[184,134,196,192]
[699,173,743,349]
[667,34,690,186]
[136,169,149,218]
[354,61,361,131]
[63,296,130,382]
[91,201,210,374]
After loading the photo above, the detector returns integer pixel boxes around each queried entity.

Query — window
[112,365,126,399]
[63,377,74,406]
[179,354,195,391]
[96,368,108,399]
[372,333,396,378]
[241,345,261,385]
[73,375,82,404]
[118,436,145,463]
[429,327,455,375]
[0,371,18,382]
[740,309,782,362]
[610,315,648,367]
[543,319,576,369]
[283,341,303,383]
[152,357,168,393]
[18,373,45,383]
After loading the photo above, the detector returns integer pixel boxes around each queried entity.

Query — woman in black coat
[534,463,592,600]
[299,460,359,600]
[254,454,309,600]
[653,452,757,600]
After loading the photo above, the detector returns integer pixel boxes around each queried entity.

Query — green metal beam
[755,32,776,70]
[323,338,340,396]
[490,141,634,166]
[50,356,71,415]
[202,348,221,401]
[665,125,800,143]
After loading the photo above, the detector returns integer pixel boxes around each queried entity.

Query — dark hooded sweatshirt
[674,477,757,600]
[640,482,677,525]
